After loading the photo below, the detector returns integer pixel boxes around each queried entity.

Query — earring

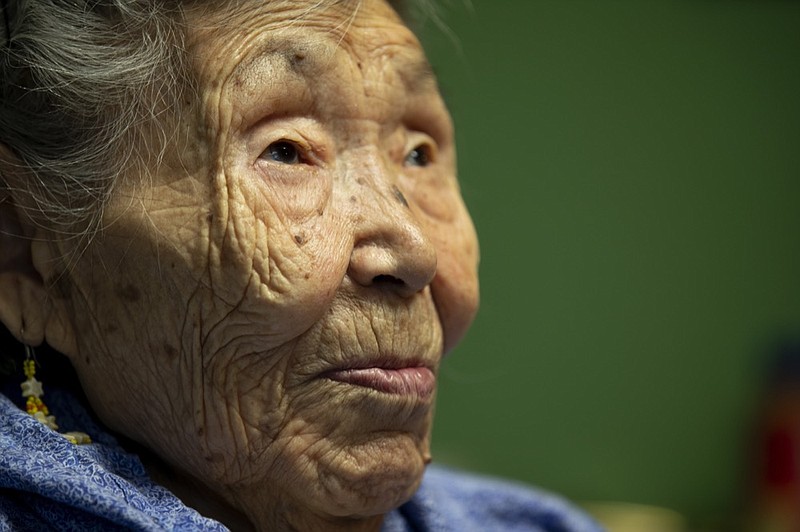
[20,345,91,445]
[21,345,57,430]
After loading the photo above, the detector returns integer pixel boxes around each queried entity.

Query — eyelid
[258,134,324,167]
[249,117,329,166]
[404,95,453,148]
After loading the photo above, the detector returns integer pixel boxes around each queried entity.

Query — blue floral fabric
[0,390,602,531]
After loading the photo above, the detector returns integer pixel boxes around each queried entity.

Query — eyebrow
[401,57,438,92]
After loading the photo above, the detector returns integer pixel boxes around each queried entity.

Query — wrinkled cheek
[255,235,349,340]
[210,180,348,341]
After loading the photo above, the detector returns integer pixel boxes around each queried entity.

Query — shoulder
[0,391,226,531]
[383,465,604,532]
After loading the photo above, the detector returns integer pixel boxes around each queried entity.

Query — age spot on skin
[290,52,306,69]
[392,185,408,208]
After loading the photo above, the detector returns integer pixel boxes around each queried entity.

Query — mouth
[323,366,436,399]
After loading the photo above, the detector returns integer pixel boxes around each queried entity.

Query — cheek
[265,221,352,331]
[214,166,351,343]
[430,214,479,354]
[415,186,480,354]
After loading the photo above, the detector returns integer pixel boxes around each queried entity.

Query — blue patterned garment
[0,390,603,531]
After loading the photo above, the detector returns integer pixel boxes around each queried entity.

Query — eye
[265,141,302,165]
[404,144,433,168]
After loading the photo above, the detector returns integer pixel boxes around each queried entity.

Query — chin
[313,432,430,518]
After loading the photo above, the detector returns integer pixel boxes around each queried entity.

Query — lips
[324,366,436,398]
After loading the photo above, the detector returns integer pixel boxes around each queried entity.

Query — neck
[134,444,254,530]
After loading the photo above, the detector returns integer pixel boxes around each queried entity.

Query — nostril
[372,274,405,287]
[347,206,438,295]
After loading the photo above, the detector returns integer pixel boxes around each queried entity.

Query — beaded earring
[21,345,91,445]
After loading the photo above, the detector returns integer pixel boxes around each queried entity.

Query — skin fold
[0,1,479,530]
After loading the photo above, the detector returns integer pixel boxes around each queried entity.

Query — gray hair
[0,0,187,243]
[0,0,436,249]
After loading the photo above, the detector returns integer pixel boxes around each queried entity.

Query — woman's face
[53,0,478,527]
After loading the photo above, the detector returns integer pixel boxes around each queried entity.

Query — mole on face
[391,185,408,208]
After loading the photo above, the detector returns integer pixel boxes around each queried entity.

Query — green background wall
[419,0,800,527]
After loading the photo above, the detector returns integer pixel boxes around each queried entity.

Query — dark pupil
[269,142,299,164]
[410,147,429,166]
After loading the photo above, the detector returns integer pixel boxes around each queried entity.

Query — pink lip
[324,367,436,398]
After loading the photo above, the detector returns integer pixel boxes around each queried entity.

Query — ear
[0,146,77,356]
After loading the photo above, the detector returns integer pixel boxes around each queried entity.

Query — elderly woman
[0,0,601,530]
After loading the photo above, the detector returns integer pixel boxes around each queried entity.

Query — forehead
[186,0,436,92]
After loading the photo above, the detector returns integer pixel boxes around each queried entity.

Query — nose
[347,161,437,298]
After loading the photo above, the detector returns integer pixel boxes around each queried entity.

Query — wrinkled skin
[0,1,478,530]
